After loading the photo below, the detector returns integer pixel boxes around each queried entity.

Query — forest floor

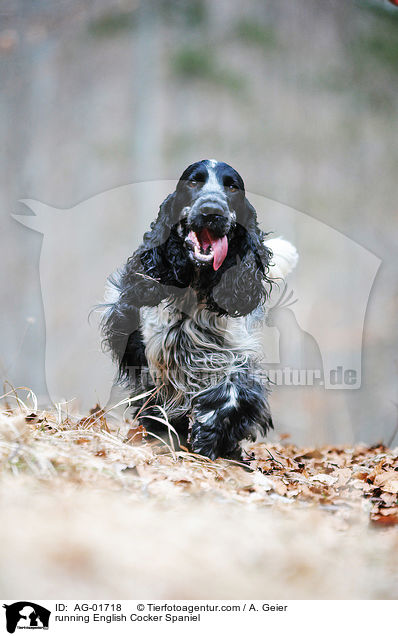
[0,395,397,599]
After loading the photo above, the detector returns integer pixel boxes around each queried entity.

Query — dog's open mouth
[186,228,228,271]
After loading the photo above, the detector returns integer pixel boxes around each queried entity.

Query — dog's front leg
[188,372,273,460]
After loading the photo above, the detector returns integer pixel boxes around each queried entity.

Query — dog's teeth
[193,245,213,262]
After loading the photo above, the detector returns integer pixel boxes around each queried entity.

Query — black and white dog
[102,160,297,459]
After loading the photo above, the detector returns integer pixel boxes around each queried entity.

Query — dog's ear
[101,192,182,381]
[100,261,168,382]
[211,250,271,316]
[236,197,259,235]
[240,196,273,286]
[139,191,177,282]
[142,192,177,249]
[211,201,273,317]
[139,191,194,288]
[101,300,142,383]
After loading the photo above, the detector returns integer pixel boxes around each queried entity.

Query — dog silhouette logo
[12,183,380,405]
[2,602,50,633]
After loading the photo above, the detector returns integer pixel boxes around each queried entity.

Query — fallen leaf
[126,424,147,443]
[331,468,352,487]
[378,506,398,517]
[252,471,274,491]
[295,449,323,460]
[310,474,338,486]
[382,479,398,494]
[371,514,398,527]
[380,492,397,506]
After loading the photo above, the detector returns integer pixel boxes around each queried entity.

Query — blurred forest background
[1,0,398,445]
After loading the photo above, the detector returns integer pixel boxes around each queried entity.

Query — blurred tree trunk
[132,0,162,182]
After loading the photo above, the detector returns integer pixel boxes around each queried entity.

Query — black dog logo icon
[3,602,50,633]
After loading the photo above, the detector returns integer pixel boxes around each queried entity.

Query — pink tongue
[201,229,228,271]
[212,235,228,271]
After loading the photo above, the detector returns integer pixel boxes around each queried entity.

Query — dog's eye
[227,184,238,192]
[187,180,197,188]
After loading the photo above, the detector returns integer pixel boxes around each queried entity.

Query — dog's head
[175,159,245,271]
[139,159,272,316]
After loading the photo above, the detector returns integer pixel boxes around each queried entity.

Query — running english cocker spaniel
[102,159,298,459]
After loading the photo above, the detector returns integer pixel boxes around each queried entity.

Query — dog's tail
[265,237,298,282]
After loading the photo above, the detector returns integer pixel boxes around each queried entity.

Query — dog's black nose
[201,204,227,216]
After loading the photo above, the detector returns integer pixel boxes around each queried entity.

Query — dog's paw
[188,411,221,461]
[188,375,272,460]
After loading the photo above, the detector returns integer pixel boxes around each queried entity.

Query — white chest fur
[140,300,262,415]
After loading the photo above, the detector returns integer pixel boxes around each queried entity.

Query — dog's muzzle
[185,195,234,271]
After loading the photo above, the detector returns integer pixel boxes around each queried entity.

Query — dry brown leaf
[374,470,398,486]
[310,473,338,486]
[382,480,398,494]
[352,471,369,481]
[331,468,352,488]
[380,492,397,506]
[371,515,398,526]
[126,424,147,444]
[270,479,288,496]
[378,506,398,517]
[295,448,324,460]
[252,471,274,491]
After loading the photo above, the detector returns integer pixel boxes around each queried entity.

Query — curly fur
[101,160,294,460]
